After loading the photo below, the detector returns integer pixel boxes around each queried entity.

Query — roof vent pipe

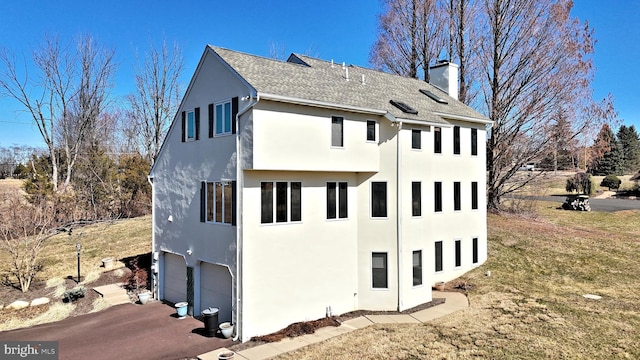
[345,66,349,81]
[361,74,365,85]
[331,59,334,68]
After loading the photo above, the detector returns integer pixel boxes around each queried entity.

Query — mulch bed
[0,262,136,329]
[229,294,454,352]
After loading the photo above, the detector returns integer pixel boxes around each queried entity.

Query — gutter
[384,112,452,128]
[233,92,259,341]
[258,92,386,116]
[432,111,494,126]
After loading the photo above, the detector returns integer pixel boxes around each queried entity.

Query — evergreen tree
[617,125,640,173]
[590,124,624,175]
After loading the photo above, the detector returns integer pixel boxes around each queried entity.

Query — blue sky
[0,0,638,148]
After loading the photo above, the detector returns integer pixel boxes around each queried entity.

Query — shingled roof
[209,46,490,126]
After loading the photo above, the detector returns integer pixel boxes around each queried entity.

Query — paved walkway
[199,291,468,360]
[93,284,131,305]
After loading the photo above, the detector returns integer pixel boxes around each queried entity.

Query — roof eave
[258,92,387,116]
[433,111,494,127]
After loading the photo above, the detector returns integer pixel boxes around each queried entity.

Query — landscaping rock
[6,300,30,310]
[30,297,50,307]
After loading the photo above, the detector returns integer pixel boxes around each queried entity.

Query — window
[472,237,479,264]
[182,108,200,142]
[327,182,348,219]
[205,181,233,224]
[412,250,422,286]
[471,128,478,156]
[435,241,443,272]
[471,182,478,210]
[261,181,301,224]
[201,181,235,225]
[412,182,421,216]
[331,116,343,147]
[411,129,421,149]
[434,182,442,212]
[434,127,442,154]
[454,181,461,211]
[367,120,376,141]
[215,101,232,136]
[453,126,460,154]
[455,240,462,267]
[372,252,388,289]
[371,182,387,217]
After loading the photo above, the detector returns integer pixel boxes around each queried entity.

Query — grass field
[275,202,640,359]
[1,178,639,358]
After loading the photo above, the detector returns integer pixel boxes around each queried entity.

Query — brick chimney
[429,61,459,100]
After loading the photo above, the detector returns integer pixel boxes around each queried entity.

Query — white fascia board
[433,111,494,126]
[258,92,387,116]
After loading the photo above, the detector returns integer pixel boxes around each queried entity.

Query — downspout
[147,175,157,300]
[233,93,259,341]
[396,121,403,312]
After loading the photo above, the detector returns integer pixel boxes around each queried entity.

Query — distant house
[149,46,492,342]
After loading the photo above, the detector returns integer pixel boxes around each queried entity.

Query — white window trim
[411,128,422,151]
[371,251,389,291]
[411,180,422,218]
[214,99,233,137]
[434,240,444,274]
[370,180,389,219]
[260,180,303,225]
[326,181,349,221]
[412,249,424,288]
[454,238,463,269]
[454,181,462,212]
[330,114,344,148]
[205,180,233,226]
[366,119,378,143]
[186,109,196,142]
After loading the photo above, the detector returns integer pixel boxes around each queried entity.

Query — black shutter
[200,181,206,222]
[232,97,239,134]
[208,103,214,138]
[194,107,200,140]
[181,111,186,142]
[231,180,237,226]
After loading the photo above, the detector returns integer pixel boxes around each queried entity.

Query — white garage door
[200,263,232,324]
[164,253,187,304]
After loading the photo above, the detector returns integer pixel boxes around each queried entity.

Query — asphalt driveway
[0,302,234,360]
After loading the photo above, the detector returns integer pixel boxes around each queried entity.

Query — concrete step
[93,284,131,305]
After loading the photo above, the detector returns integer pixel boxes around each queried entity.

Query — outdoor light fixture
[76,242,82,283]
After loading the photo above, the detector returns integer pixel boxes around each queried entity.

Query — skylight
[419,89,448,104]
[389,100,418,115]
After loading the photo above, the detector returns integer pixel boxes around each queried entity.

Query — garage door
[200,263,232,323]
[164,253,187,304]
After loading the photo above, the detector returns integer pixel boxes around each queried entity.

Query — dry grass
[0,302,76,332]
[0,215,151,284]
[276,202,640,359]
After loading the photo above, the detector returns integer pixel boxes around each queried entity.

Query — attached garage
[200,262,233,324]
[163,253,187,304]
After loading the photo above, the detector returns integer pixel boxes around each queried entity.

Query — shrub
[601,174,622,191]
[63,287,86,302]
[566,172,593,195]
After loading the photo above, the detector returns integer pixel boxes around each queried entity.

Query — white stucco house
[149,45,492,342]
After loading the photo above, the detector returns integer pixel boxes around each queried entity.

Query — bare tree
[480,0,604,210]
[444,0,480,104]
[372,0,445,80]
[0,193,59,292]
[0,34,116,193]
[126,40,183,165]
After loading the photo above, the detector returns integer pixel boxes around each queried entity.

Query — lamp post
[76,242,82,283]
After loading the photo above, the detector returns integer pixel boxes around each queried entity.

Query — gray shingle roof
[210,46,489,125]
